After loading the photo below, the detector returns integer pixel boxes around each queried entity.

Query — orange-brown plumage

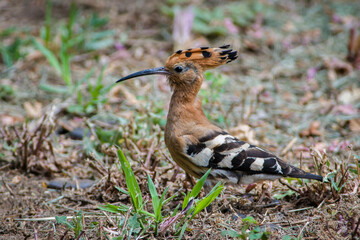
[166,45,237,71]
[116,45,323,187]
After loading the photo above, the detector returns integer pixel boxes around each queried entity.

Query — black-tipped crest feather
[166,45,238,70]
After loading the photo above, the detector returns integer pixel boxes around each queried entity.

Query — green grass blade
[138,209,155,218]
[160,186,172,205]
[178,222,188,240]
[89,65,105,100]
[76,68,95,89]
[44,0,52,44]
[117,149,143,212]
[147,174,160,221]
[0,45,13,67]
[55,216,74,229]
[98,203,130,213]
[190,168,211,197]
[77,90,82,105]
[182,168,211,209]
[85,38,114,51]
[66,2,77,41]
[190,182,224,220]
[60,45,72,87]
[31,37,61,74]
[115,185,129,195]
[39,83,69,94]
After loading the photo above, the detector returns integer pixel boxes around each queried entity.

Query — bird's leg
[185,172,196,189]
[257,182,273,203]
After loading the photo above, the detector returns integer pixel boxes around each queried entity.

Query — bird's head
[116,45,238,91]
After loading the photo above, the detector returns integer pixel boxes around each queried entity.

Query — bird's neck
[166,76,209,129]
[169,75,202,110]
[171,88,198,105]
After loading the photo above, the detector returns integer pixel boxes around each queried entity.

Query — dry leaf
[300,91,313,105]
[0,114,25,125]
[313,142,327,152]
[24,101,42,118]
[282,21,296,32]
[300,121,322,137]
[118,111,134,119]
[108,85,143,106]
[338,88,360,104]
[229,124,259,145]
[121,87,142,105]
[11,176,21,184]
[349,119,360,132]
[332,104,358,115]
[18,50,44,70]
[243,39,260,52]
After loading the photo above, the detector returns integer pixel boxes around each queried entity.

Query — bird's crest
[166,44,238,70]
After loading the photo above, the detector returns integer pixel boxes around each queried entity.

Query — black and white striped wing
[184,131,322,183]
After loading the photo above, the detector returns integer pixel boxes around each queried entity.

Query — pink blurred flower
[331,14,342,24]
[282,38,291,50]
[328,140,350,153]
[173,6,194,46]
[224,18,239,34]
[332,104,358,115]
[306,67,318,82]
[114,43,125,50]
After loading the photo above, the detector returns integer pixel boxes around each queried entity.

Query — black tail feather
[286,165,323,181]
[289,172,323,181]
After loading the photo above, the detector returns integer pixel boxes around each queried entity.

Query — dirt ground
[1,0,360,239]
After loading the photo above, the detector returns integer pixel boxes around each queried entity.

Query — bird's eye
[174,66,183,73]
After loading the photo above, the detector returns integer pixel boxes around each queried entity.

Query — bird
[116,45,323,188]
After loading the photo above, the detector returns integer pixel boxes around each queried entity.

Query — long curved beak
[116,67,170,83]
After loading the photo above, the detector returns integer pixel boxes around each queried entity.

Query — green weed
[0,27,28,68]
[221,216,270,239]
[34,2,115,96]
[32,37,73,91]
[181,169,224,221]
[99,149,163,236]
[282,236,300,240]
[0,84,15,100]
[273,189,296,200]
[55,211,85,239]
[99,149,223,237]
[147,174,175,235]
[67,66,115,115]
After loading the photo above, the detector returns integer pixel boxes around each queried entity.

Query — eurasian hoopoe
[117,45,323,188]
